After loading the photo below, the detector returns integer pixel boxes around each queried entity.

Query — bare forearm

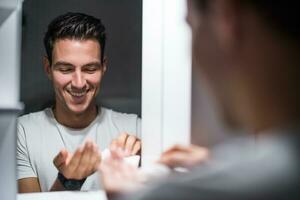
[18,178,41,193]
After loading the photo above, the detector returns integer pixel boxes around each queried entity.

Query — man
[17,12,141,193]
[100,0,300,199]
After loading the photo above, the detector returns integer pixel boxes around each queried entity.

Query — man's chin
[67,104,90,115]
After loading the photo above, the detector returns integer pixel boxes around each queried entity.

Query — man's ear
[102,56,108,74]
[43,56,52,80]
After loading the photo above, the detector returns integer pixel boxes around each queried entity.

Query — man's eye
[58,68,73,73]
[84,67,98,73]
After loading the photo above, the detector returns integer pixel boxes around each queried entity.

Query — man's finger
[116,133,129,149]
[91,155,101,173]
[132,140,141,155]
[67,145,84,175]
[110,148,126,159]
[159,152,187,168]
[164,144,189,154]
[87,143,101,173]
[76,141,93,177]
[53,149,68,168]
[109,139,118,150]
[125,135,137,154]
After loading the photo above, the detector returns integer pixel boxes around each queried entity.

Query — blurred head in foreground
[187,0,300,132]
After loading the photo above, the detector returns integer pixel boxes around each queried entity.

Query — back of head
[43,12,106,65]
[189,0,300,131]
[193,0,300,42]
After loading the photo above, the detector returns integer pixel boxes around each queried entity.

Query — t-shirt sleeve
[17,122,37,179]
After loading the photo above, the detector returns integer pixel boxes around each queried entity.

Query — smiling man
[17,12,141,193]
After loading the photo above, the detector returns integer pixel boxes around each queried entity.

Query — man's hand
[110,133,141,156]
[99,148,142,196]
[53,140,101,180]
[158,144,209,169]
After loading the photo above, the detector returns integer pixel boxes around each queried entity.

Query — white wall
[142,0,191,165]
[0,0,22,108]
[0,1,22,200]
[0,0,18,25]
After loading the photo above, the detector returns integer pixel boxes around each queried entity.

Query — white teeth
[69,91,86,97]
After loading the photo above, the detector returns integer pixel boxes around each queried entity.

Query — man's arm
[18,178,41,193]
[17,123,41,193]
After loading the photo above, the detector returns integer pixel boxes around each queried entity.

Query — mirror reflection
[18,0,142,193]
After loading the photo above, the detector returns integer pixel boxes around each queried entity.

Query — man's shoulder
[100,107,141,136]
[18,108,52,126]
[101,107,139,122]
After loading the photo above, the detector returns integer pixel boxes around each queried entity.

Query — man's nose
[71,71,86,89]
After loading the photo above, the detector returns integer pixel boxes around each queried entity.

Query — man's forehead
[53,38,101,50]
[51,39,102,63]
[52,39,101,55]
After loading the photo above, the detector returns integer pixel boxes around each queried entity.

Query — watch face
[57,173,86,191]
[65,180,82,190]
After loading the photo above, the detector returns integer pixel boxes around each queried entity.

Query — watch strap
[57,172,86,191]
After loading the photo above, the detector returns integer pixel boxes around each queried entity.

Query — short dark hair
[43,12,106,65]
[194,0,300,41]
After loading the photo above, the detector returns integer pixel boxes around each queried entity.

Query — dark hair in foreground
[194,0,300,41]
[43,12,106,65]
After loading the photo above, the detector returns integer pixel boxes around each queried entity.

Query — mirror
[18,0,142,193]
[21,0,142,116]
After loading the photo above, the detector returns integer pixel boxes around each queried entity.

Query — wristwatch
[57,172,86,190]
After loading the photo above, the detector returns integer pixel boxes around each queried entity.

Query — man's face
[186,0,239,128]
[45,39,106,115]
[186,0,224,84]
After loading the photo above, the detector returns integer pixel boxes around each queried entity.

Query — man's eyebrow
[53,61,74,68]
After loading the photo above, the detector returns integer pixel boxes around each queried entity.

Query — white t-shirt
[17,107,141,191]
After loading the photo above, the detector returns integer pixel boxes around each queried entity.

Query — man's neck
[53,104,98,129]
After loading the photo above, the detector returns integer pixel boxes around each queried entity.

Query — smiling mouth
[67,89,90,98]
[69,91,87,97]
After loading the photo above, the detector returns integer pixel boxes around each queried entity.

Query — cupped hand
[53,140,101,180]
